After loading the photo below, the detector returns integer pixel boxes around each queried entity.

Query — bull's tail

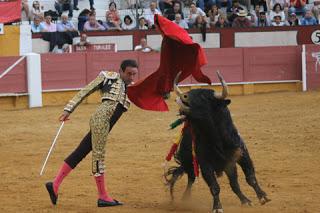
[164,166,185,200]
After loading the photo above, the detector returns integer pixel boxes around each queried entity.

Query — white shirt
[172,20,189,29]
[188,7,206,24]
[122,23,136,30]
[269,10,286,22]
[144,8,162,26]
[139,25,148,30]
[134,45,152,52]
[271,21,286,26]
[269,0,289,9]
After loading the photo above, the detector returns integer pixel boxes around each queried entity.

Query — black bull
[165,89,270,213]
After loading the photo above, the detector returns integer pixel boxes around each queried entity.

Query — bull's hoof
[241,200,252,206]
[212,209,224,213]
[241,196,252,206]
[259,196,271,205]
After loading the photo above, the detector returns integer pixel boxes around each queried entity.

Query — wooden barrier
[1,45,317,110]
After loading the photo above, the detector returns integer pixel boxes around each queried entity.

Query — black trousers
[64,103,125,169]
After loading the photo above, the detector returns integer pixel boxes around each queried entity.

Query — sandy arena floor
[0,91,319,213]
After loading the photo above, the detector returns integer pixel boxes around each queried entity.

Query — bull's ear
[224,99,231,105]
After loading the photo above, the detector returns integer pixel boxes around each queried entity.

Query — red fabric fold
[0,0,21,23]
[127,14,211,111]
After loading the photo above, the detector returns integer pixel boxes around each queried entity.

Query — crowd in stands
[21,0,320,33]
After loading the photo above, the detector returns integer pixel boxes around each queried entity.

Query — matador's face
[120,66,138,85]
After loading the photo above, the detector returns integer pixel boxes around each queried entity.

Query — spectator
[312,0,320,21]
[271,14,287,25]
[159,0,174,13]
[215,15,230,28]
[76,34,91,46]
[138,17,149,30]
[134,38,154,52]
[31,1,44,20]
[251,0,267,11]
[73,0,79,11]
[172,13,189,29]
[232,10,252,27]
[52,43,71,53]
[164,1,184,21]
[238,0,251,12]
[57,14,77,32]
[256,11,270,26]
[188,2,206,28]
[22,0,30,21]
[287,12,299,25]
[193,15,210,29]
[197,0,215,12]
[216,0,232,12]
[289,0,306,15]
[89,0,95,10]
[122,15,135,30]
[55,0,73,18]
[269,3,286,23]
[126,0,136,9]
[300,9,318,25]
[228,0,245,23]
[78,9,91,32]
[103,13,122,31]
[42,15,57,32]
[251,4,261,26]
[269,0,289,10]
[31,16,45,33]
[208,4,224,27]
[248,11,257,26]
[83,13,105,31]
[106,2,121,26]
[144,1,162,29]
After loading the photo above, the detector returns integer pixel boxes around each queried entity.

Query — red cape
[127,15,211,111]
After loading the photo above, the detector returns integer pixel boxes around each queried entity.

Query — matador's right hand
[59,111,70,122]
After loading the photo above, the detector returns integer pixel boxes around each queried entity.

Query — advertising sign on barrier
[72,44,117,52]
[311,30,320,45]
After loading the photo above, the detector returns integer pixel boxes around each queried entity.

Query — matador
[45,59,138,207]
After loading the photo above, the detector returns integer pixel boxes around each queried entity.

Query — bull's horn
[174,72,183,97]
[214,70,229,99]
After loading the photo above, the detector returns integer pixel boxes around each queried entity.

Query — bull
[164,72,270,213]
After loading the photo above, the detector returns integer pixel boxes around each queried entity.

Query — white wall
[235,31,298,47]
[147,33,220,50]
[20,25,32,55]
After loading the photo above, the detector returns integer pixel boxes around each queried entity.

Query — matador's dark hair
[120,59,138,71]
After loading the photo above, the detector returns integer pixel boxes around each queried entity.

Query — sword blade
[40,121,65,176]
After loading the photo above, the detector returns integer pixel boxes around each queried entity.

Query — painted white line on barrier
[0,56,26,79]
[302,45,307,92]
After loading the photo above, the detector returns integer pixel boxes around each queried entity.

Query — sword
[40,121,65,176]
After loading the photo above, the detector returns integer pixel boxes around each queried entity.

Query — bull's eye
[184,94,188,99]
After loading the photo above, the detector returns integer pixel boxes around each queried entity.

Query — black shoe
[90,6,95,10]
[74,6,79,10]
[45,182,58,205]
[97,199,123,207]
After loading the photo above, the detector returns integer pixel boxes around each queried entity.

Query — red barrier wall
[203,48,244,83]
[306,45,320,90]
[0,46,305,94]
[243,46,302,82]
[41,53,87,90]
[0,57,27,93]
